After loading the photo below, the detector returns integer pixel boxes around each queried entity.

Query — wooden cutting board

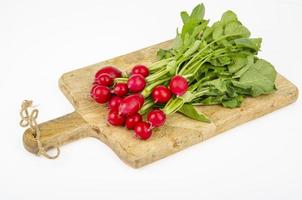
[23,40,298,168]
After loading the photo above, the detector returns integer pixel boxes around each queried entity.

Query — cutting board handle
[23,112,95,156]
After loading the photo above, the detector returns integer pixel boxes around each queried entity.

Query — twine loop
[20,100,60,159]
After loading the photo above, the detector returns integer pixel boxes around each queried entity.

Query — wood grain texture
[44,40,297,168]
[23,112,96,154]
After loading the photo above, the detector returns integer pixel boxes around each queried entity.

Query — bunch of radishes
[90,65,189,140]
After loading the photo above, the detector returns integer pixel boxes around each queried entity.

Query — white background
[1,0,301,199]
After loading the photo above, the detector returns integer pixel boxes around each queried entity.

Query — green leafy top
[146,3,277,122]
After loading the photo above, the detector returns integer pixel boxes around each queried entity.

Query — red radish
[169,75,188,96]
[125,113,142,129]
[113,83,128,97]
[134,121,152,140]
[90,85,111,104]
[108,96,123,111]
[147,109,166,127]
[119,94,144,116]
[132,94,144,106]
[107,110,125,126]
[95,66,122,79]
[152,85,171,103]
[95,73,113,86]
[127,74,146,93]
[131,65,149,77]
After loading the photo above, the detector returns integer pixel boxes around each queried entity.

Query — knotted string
[20,100,60,159]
